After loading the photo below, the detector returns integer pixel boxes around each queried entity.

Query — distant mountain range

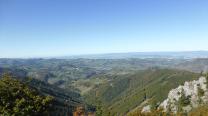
[61,51,208,59]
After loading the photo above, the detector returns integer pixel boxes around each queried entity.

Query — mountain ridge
[58,51,208,59]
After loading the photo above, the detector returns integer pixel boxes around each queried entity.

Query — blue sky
[0,0,208,58]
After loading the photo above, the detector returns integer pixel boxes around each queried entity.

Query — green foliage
[0,58,196,85]
[197,87,204,97]
[178,89,191,111]
[85,69,199,115]
[149,99,158,111]
[143,88,147,101]
[0,58,206,115]
[0,74,54,115]
[95,98,103,116]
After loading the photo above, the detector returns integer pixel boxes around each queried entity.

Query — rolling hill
[83,68,200,115]
[0,67,84,116]
[1,58,208,115]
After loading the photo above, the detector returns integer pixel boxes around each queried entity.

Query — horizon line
[1,50,208,59]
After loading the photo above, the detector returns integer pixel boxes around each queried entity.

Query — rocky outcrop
[141,105,151,113]
[142,76,208,113]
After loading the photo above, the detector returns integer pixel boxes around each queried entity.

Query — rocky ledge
[142,76,208,113]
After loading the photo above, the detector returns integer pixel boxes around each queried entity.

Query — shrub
[0,74,54,115]
[178,90,191,107]
[197,87,204,97]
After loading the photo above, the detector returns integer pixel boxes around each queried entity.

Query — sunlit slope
[84,69,200,115]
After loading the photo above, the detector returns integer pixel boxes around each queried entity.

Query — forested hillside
[83,69,200,115]
[0,69,84,116]
[1,58,208,115]
[0,58,202,88]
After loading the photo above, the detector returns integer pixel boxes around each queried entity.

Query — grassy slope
[84,69,200,115]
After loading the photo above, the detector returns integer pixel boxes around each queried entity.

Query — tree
[143,88,147,101]
[0,74,54,115]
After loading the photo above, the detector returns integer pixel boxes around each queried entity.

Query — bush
[197,87,204,97]
[178,90,191,107]
[0,74,54,115]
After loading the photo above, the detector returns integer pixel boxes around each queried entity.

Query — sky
[0,0,208,58]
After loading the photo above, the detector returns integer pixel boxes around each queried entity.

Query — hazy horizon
[1,0,208,58]
[1,50,208,59]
